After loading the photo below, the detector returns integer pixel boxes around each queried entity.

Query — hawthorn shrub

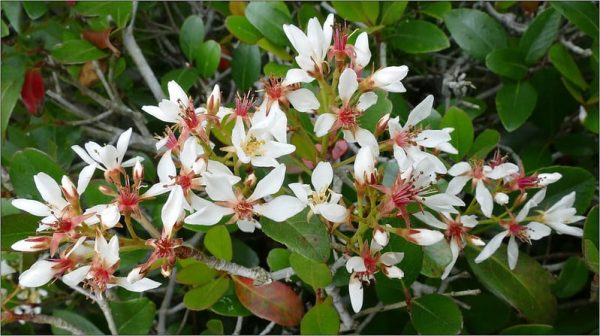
[1,1,598,335]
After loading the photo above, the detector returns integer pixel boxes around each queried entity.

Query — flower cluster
[6,14,586,320]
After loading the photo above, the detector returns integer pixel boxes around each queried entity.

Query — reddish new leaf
[82,29,120,57]
[233,276,304,327]
[21,68,45,117]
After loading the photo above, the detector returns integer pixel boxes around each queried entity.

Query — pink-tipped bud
[133,160,144,185]
[127,266,145,283]
[12,236,51,252]
[207,85,221,115]
[244,173,257,189]
[399,228,444,246]
[99,185,114,196]
[373,225,390,247]
[375,113,391,137]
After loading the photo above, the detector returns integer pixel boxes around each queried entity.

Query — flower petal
[282,69,314,86]
[475,180,494,217]
[312,161,333,192]
[346,256,366,273]
[34,173,67,210]
[413,211,447,230]
[314,203,347,223]
[12,199,51,217]
[349,274,364,313]
[248,164,286,201]
[115,276,161,292]
[338,68,358,103]
[61,265,92,288]
[507,236,519,270]
[356,92,377,111]
[475,231,508,263]
[116,128,132,164]
[162,186,184,235]
[204,173,236,202]
[380,252,404,266]
[77,164,96,195]
[287,88,320,112]
[255,195,305,222]
[314,113,336,137]
[405,94,433,127]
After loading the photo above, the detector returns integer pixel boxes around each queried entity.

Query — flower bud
[207,84,221,115]
[127,267,145,284]
[494,192,509,205]
[374,113,390,137]
[11,236,51,252]
[133,160,144,185]
[61,176,79,203]
[400,228,444,246]
[244,173,257,189]
[99,185,115,196]
[373,225,390,247]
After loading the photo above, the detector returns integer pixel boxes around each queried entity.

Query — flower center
[507,221,530,243]
[391,182,417,209]
[517,175,538,190]
[242,135,265,157]
[179,97,199,130]
[176,173,194,191]
[234,93,254,118]
[118,187,140,213]
[338,105,359,129]
[265,77,284,100]
[310,189,330,205]
[234,199,254,220]
[394,130,412,148]
[363,254,378,275]
[446,222,466,240]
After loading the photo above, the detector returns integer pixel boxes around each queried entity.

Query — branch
[123,0,165,102]
[95,292,118,335]
[483,2,527,34]
[15,314,85,335]
[233,317,243,335]
[560,36,593,57]
[259,321,276,335]
[157,268,177,334]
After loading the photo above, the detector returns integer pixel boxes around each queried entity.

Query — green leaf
[231,44,261,91]
[245,2,291,46]
[74,2,132,28]
[332,1,379,26]
[196,40,221,78]
[387,19,450,54]
[177,261,218,286]
[184,277,230,311]
[264,62,291,78]
[2,1,21,34]
[536,166,596,213]
[551,1,599,38]
[583,206,599,269]
[500,324,555,335]
[583,240,599,272]
[51,40,108,64]
[160,68,199,94]
[1,58,25,139]
[465,244,557,323]
[225,16,262,44]
[179,15,205,61]
[267,248,291,272]
[549,43,588,90]
[23,1,47,20]
[552,256,588,298]
[232,237,259,267]
[496,81,538,132]
[300,297,340,335]
[289,252,332,289]
[256,37,292,61]
[485,48,528,80]
[530,68,578,133]
[201,319,224,335]
[360,90,392,131]
[109,298,156,335]
[1,214,39,251]
[51,310,103,335]
[461,293,512,334]
[9,148,65,199]
[380,2,408,25]
[421,240,452,278]
[411,294,463,334]
[444,9,508,60]
[440,106,474,159]
[1,20,8,38]
[211,285,252,317]
[421,2,452,20]
[468,129,500,160]
[205,225,233,261]
[261,208,330,262]
[519,8,562,65]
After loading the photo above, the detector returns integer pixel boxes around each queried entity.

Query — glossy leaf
[261,208,330,262]
[51,40,108,64]
[552,256,588,299]
[536,166,596,213]
[231,44,260,91]
[289,252,332,289]
[388,19,450,54]
[196,40,221,78]
[461,293,512,334]
[421,2,452,20]
[225,16,262,44]
[1,214,39,251]
[465,244,557,323]
[530,68,578,133]
[485,48,528,80]
[233,276,304,327]
[411,294,463,334]
[1,58,25,138]
[380,2,408,25]
[51,310,103,335]
[444,9,508,60]
[160,68,199,94]
[421,240,452,278]
[74,2,132,28]
[23,1,47,20]
[440,106,474,159]
[300,297,339,335]
[2,1,21,33]
[549,43,588,90]
[202,320,224,335]
[205,225,233,261]
[267,248,291,272]
[245,2,291,46]
[9,148,65,199]
[496,81,538,132]
[468,129,500,160]
[184,277,230,311]
[500,324,555,335]
[176,261,218,286]
[211,285,252,317]
[179,15,205,61]
[551,1,599,38]
[519,8,562,65]
[109,298,156,335]
[360,90,392,132]
[332,1,380,25]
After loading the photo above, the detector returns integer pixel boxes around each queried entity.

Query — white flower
[388,95,457,174]
[447,161,519,217]
[289,162,347,223]
[62,234,160,292]
[353,32,371,69]
[185,164,305,232]
[1,260,16,277]
[346,239,404,312]
[230,117,295,167]
[259,69,320,114]
[283,14,334,75]
[530,191,584,237]
[494,192,509,205]
[475,189,551,269]
[354,146,377,185]
[370,66,409,92]
[537,173,562,186]
[404,228,445,246]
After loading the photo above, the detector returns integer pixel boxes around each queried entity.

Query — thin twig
[92,61,117,101]
[355,302,382,333]
[259,321,276,335]
[95,292,118,336]
[66,110,114,126]
[483,2,527,34]
[233,317,244,335]
[157,268,177,334]
[560,36,592,57]
[167,302,185,315]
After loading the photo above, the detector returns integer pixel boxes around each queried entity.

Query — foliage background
[1,1,598,335]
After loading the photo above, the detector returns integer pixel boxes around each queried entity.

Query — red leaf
[21,69,45,117]
[233,276,304,327]
[82,29,120,57]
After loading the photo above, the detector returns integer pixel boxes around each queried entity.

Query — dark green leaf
[211,285,252,317]
[332,1,379,25]
[9,148,65,199]
[421,2,452,20]
[196,40,221,78]
[583,240,599,273]
[421,240,452,278]
[23,1,47,20]
[1,214,39,251]
[300,297,340,335]
[231,44,260,91]
[179,15,205,61]
[388,19,450,54]
[245,2,291,46]
[184,277,230,311]
[360,90,392,131]
[51,310,103,335]
[500,324,555,335]
[232,237,260,267]
[551,1,599,38]
[468,129,500,160]
[256,37,292,61]
[267,248,291,272]
[552,256,588,298]
[289,252,332,289]
[496,81,538,132]
[536,166,596,213]
[519,8,562,65]
[549,43,588,90]
[205,225,232,261]
[2,1,21,33]
[380,2,408,25]
[440,106,474,158]
[225,16,262,44]
[74,2,132,28]
[411,294,463,334]
[261,209,330,262]
[160,68,199,95]
[465,244,557,323]
[51,40,108,64]
[109,298,156,335]
[1,20,8,38]
[584,205,599,247]
[461,293,512,334]
[444,9,508,60]
[530,68,578,133]
[1,58,25,138]
[485,48,528,80]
